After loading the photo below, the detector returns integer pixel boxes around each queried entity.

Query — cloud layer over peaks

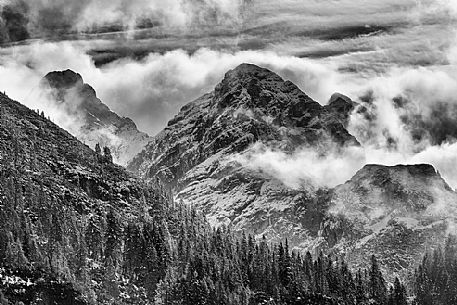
[0,0,250,39]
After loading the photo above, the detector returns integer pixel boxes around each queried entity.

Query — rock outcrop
[40,70,151,166]
[127,63,358,248]
[318,163,457,279]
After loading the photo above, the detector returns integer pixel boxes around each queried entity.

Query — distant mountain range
[38,63,456,280]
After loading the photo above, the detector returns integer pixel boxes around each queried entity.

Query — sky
[1,0,457,188]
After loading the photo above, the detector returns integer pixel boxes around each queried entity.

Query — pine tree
[369,255,387,304]
[103,146,113,163]
[391,277,408,305]
[95,143,101,156]
[414,236,457,305]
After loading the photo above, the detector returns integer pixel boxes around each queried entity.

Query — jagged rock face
[318,164,457,279]
[324,93,357,127]
[41,70,151,166]
[129,64,358,184]
[128,63,457,279]
[332,164,454,213]
[0,92,171,304]
[128,63,357,247]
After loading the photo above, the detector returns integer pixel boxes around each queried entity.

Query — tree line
[152,204,409,305]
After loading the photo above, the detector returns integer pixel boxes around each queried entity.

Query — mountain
[0,90,413,305]
[127,63,358,247]
[128,63,457,279]
[0,91,172,304]
[40,69,151,166]
[320,163,457,278]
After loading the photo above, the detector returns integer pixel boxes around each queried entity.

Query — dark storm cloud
[0,0,252,43]
[0,0,28,43]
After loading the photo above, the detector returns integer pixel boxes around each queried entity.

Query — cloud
[1,0,457,189]
[232,139,457,191]
[334,65,457,190]
[0,0,251,39]
[0,41,347,135]
[233,142,366,189]
[229,63,457,190]
[348,67,457,150]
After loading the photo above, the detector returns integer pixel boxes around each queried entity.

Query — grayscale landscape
[1,1,457,304]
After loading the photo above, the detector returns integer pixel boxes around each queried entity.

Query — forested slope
[0,92,172,304]
[0,91,444,305]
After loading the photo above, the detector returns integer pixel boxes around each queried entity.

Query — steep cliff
[40,70,151,166]
[128,63,358,247]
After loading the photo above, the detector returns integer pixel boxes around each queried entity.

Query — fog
[1,0,457,189]
[231,63,457,189]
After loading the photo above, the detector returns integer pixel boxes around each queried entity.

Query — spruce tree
[369,255,387,304]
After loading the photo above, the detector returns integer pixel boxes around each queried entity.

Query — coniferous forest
[413,236,457,305]
[154,205,409,305]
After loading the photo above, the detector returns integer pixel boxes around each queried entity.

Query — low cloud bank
[1,32,457,188]
[233,141,457,190]
[234,143,366,189]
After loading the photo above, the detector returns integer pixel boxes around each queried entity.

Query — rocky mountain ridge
[0,88,414,305]
[127,63,360,248]
[127,63,457,279]
[128,63,358,185]
[319,163,457,279]
[0,91,173,304]
[40,69,151,166]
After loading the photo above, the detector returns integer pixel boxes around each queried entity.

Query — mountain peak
[350,163,446,191]
[214,63,320,119]
[328,92,354,107]
[40,70,112,120]
[130,64,359,182]
[39,70,151,165]
[224,63,282,80]
[336,163,454,208]
[43,69,84,89]
[326,161,457,278]
[360,163,438,178]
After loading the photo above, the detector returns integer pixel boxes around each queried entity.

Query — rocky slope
[128,63,358,247]
[319,163,457,279]
[128,63,457,279]
[40,70,151,166]
[0,88,412,305]
[0,91,172,304]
